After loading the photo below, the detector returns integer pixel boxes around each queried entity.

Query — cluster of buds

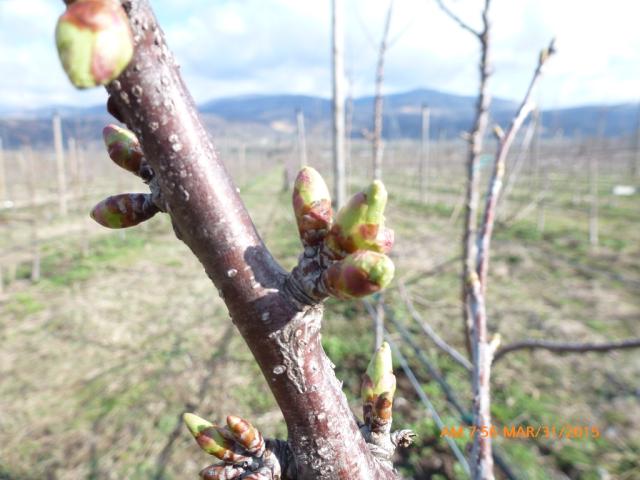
[183,413,281,480]
[90,124,160,229]
[56,0,134,88]
[292,167,395,300]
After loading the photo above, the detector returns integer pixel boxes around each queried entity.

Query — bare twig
[499,108,539,216]
[433,0,481,38]
[476,39,556,290]
[372,0,394,181]
[397,281,472,371]
[494,338,640,363]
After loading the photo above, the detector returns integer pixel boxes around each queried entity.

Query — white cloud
[0,0,638,110]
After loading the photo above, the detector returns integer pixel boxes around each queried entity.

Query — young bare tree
[54,1,411,479]
[372,0,394,181]
[435,1,555,478]
[331,0,347,209]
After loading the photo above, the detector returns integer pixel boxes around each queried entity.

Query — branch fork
[55,1,413,478]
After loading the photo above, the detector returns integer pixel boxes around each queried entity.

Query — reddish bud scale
[103,124,144,175]
[292,167,333,246]
[197,427,251,464]
[362,390,393,428]
[199,464,244,480]
[374,392,393,423]
[226,415,265,456]
[294,197,332,246]
[323,262,382,299]
[322,251,394,300]
[90,193,158,229]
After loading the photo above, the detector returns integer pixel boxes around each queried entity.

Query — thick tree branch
[494,337,640,363]
[103,1,398,478]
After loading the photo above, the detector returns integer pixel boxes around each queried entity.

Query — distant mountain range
[1,88,637,148]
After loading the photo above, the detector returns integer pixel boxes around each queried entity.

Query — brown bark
[103,1,399,478]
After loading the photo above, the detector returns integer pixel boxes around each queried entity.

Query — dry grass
[1,138,639,479]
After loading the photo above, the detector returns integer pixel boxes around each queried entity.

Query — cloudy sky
[0,0,638,111]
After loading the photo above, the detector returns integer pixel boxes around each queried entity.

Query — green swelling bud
[325,180,394,258]
[56,0,134,88]
[365,341,396,398]
[322,251,394,299]
[90,193,158,228]
[361,342,396,430]
[292,167,333,246]
[182,413,251,464]
[103,124,144,175]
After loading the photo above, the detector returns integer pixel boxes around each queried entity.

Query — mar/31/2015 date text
[440,425,600,440]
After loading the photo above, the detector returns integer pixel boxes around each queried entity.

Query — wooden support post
[238,143,247,187]
[78,143,91,257]
[24,149,40,282]
[0,138,6,204]
[633,102,640,178]
[68,137,78,186]
[589,148,599,249]
[345,89,354,196]
[53,114,68,216]
[419,104,431,202]
[295,109,308,169]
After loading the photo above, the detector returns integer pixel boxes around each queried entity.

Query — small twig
[476,38,556,291]
[372,0,394,180]
[494,338,640,363]
[397,281,472,371]
[499,109,539,214]
[433,0,482,38]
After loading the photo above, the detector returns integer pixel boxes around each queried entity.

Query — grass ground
[0,141,638,479]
